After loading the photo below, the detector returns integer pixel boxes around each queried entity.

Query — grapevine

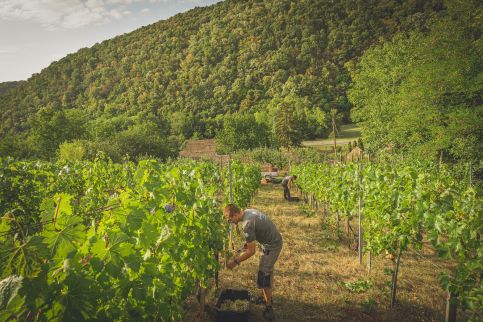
[293,161,482,316]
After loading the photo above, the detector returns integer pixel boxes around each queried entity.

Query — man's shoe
[254,296,274,305]
[255,296,265,305]
[263,305,275,321]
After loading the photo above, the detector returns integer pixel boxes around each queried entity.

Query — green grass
[302,124,361,151]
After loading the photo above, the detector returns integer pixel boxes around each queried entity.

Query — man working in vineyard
[281,175,297,201]
[224,204,282,321]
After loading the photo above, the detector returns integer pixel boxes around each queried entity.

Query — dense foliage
[293,161,482,318]
[348,0,482,164]
[223,160,261,207]
[0,0,444,159]
[0,158,261,320]
[215,113,273,154]
[0,82,22,95]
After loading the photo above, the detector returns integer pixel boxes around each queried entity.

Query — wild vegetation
[348,0,481,164]
[0,0,448,160]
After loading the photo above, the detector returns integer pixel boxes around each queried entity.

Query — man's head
[293,175,297,180]
[224,203,243,224]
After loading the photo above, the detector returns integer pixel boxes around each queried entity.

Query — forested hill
[0,81,23,96]
[0,0,444,159]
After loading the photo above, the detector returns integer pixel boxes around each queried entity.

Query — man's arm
[227,241,256,269]
[237,241,256,262]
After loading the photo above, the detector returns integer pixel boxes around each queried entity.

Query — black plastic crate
[215,288,251,322]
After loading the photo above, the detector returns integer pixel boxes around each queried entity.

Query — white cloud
[0,0,138,30]
[0,0,221,30]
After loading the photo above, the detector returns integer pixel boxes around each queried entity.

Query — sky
[0,0,222,82]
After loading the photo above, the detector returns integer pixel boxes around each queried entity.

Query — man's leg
[283,185,289,200]
[258,246,282,320]
[262,286,273,305]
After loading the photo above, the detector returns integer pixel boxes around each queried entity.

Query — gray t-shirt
[281,175,294,186]
[242,209,282,250]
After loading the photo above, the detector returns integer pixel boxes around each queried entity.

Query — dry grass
[184,184,468,322]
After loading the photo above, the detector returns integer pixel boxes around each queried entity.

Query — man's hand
[227,242,255,270]
[227,258,237,270]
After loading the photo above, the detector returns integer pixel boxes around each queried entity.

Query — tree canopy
[348,0,482,163]
[0,0,445,160]
[216,113,272,154]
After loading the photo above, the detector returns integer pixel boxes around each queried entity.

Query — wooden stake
[228,156,234,260]
[336,211,340,240]
[367,250,371,272]
[445,291,457,322]
[215,253,219,287]
[390,250,402,307]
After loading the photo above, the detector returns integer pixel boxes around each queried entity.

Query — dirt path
[186,184,454,322]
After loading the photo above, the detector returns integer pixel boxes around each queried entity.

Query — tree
[113,122,179,160]
[215,113,272,154]
[58,140,86,161]
[349,1,481,162]
[169,111,189,137]
[28,106,86,159]
[273,100,303,149]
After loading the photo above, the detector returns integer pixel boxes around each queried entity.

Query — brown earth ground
[184,184,467,322]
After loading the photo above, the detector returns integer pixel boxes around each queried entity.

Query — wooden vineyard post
[358,163,363,265]
[229,155,233,204]
[367,250,371,272]
[390,250,402,307]
[200,286,206,322]
[332,113,337,162]
[336,211,340,240]
[445,291,457,322]
[224,156,235,269]
[214,251,219,288]
[196,280,206,321]
[228,155,234,250]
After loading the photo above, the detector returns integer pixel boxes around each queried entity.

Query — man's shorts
[259,243,282,273]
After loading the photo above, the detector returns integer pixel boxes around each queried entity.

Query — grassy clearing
[185,183,465,322]
[303,124,361,151]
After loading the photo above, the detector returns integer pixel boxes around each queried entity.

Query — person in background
[224,204,283,321]
[281,175,297,201]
